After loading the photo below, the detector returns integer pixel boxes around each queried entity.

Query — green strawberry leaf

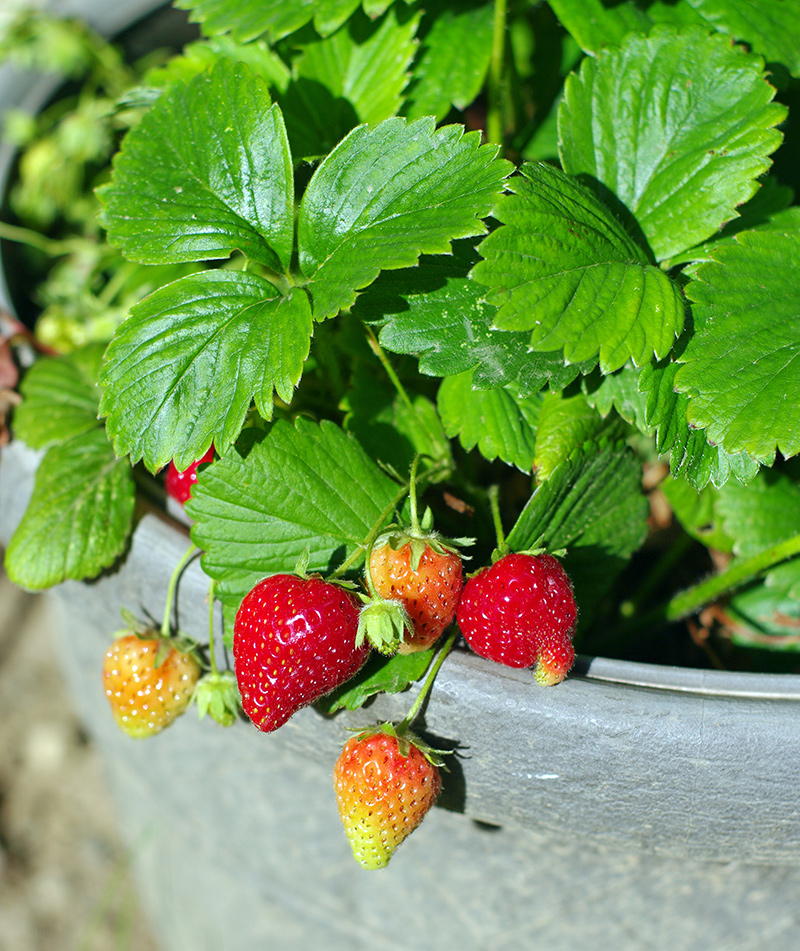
[437,373,542,471]
[534,391,627,482]
[471,162,685,373]
[316,647,435,714]
[187,419,402,636]
[298,116,511,320]
[140,36,292,95]
[98,60,294,272]
[99,272,313,473]
[726,582,800,650]
[659,475,736,554]
[404,0,494,121]
[640,358,760,489]
[545,0,652,53]
[175,0,401,42]
[506,441,649,622]
[280,6,419,161]
[646,0,800,79]
[675,228,800,467]
[12,344,104,449]
[343,370,453,477]
[354,242,590,395]
[558,27,786,262]
[4,429,135,590]
[716,470,800,600]
[581,365,652,436]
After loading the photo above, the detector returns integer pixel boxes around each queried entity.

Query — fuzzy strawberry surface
[457,553,577,679]
[164,445,214,504]
[369,543,463,653]
[233,574,368,733]
[334,731,441,870]
[103,635,200,738]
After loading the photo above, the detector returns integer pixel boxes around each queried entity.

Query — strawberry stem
[487,0,509,149]
[160,543,198,638]
[207,580,219,677]
[487,485,506,552]
[408,454,421,536]
[397,628,458,733]
[364,324,416,415]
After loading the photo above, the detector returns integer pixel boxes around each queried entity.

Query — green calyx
[193,670,241,727]
[356,596,414,655]
[353,722,447,768]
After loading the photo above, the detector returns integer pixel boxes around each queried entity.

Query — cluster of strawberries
[102,457,578,870]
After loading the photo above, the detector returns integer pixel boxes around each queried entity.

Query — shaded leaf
[639,358,760,489]
[13,344,104,449]
[534,390,626,481]
[437,372,542,470]
[675,228,800,466]
[4,429,135,590]
[717,470,800,600]
[356,244,589,394]
[285,6,418,160]
[404,0,494,121]
[506,441,649,622]
[316,648,434,713]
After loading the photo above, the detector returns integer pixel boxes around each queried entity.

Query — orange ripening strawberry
[368,539,464,653]
[103,633,201,738]
[334,727,442,870]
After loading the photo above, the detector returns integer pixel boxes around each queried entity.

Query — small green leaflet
[647,0,800,79]
[354,243,589,395]
[404,0,495,121]
[4,429,135,590]
[12,344,104,449]
[558,27,786,263]
[534,391,626,482]
[299,117,511,320]
[639,359,760,489]
[675,229,800,467]
[280,6,419,161]
[506,441,649,622]
[546,0,652,54]
[342,368,453,477]
[175,0,400,42]
[472,162,684,373]
[716,470,800,616]
[659,476,735,554]
[187,419,401,632]
[98,60,294,272]
[437,373,542,471]
[99,272,313,473]
[173,0,322,43]
[316,648,435,713]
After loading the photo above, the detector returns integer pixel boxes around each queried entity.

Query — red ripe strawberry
[103,634,201,738]
[368,539,464,654]
[457,552,577,685]
[334,728,442,869]
[233,574,369,733]
[164,445,214,504]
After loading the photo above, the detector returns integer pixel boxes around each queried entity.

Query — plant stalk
[160,543,198,638]
[398,628,458,732]
[487,0,509,148]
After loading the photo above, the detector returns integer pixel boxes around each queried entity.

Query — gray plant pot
[2,5,800,949]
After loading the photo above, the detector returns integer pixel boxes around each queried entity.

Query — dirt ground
[0,563,160,951]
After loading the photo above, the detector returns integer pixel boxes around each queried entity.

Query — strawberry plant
[2,0,800,868]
